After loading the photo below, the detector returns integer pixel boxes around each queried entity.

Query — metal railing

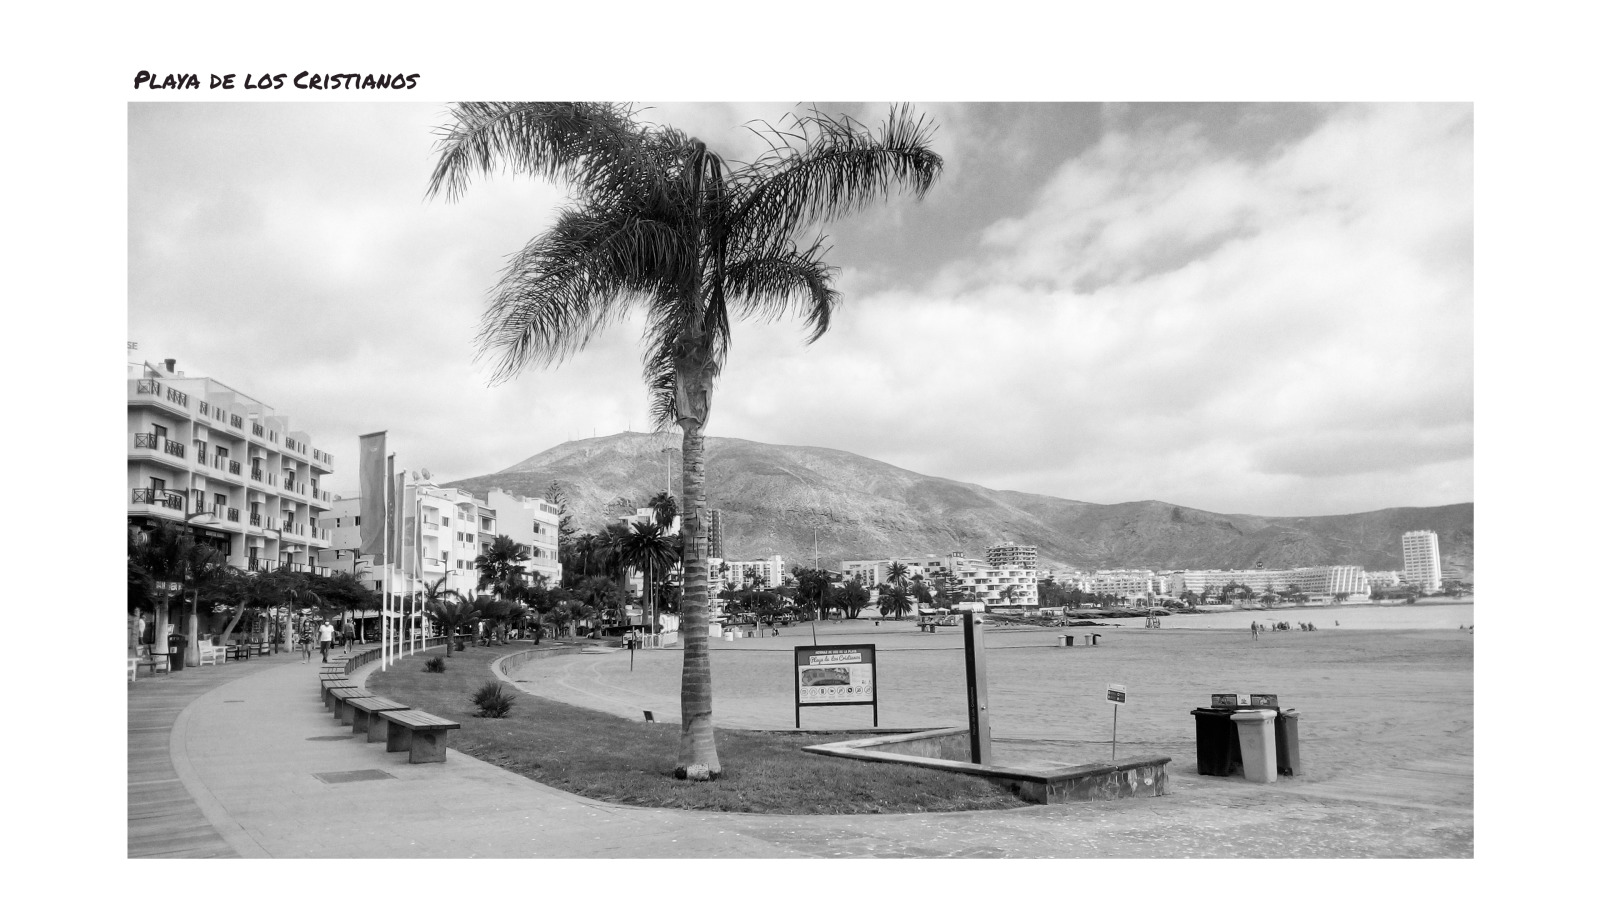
[251,423,264,437]
[131,488,184,509]
[198,401,209,416]
[163,439,185,458]
[227,507,240,522]
[250,513,262,527]
[165,387,188,407]
[134,432,158,449]
[136,379,160,395]
[231,414,243,429]
[228,460,241,475]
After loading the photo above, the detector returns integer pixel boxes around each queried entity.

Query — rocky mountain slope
[444,432,1474,576]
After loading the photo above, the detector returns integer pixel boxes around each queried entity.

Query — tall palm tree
[618,521,679,635]
[429,101,941,779]
[879,585,913,620]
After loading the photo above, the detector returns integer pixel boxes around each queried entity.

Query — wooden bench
[377,709,461,763]
[227,641,253,661]
[135,645,170,676]
[347,697,410,741]
[329,687,375,725]
[321,679,356,708]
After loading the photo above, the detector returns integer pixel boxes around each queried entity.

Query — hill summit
[444,432,1473,575]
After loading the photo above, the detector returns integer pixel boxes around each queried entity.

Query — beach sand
[510,619,1473,815]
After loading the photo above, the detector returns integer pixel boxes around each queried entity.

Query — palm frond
[721,239,840,343]
[477,203,693,382]
[427,102,651,203]
[729,104,943,255]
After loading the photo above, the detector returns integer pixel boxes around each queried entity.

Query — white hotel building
[842,554,1039,609]
[1401,530,1443,592]
[320,479,561,597]
[1169,565,1369,599]
[128,353,334,574]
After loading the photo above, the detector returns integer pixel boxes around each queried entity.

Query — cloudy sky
[128,100,1471,517]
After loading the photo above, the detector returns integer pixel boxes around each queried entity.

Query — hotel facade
[1401,530,1443,592]
[127,353,334,574]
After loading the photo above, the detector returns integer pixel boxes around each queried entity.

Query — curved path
[129,642,1472,858]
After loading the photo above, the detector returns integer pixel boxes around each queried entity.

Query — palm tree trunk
[675,419,720,778]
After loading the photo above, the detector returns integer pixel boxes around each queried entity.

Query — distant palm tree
[429,101,941,779]
[879,585,913,620]
[475,535,530,596]
[886,562,910,590]
[647,491,678,530]
[424,594,477,656]
[619,521,679,635]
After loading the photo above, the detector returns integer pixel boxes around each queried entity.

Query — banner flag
[358,432,386,564]
[402,480,418,578]
[389,466,404,581]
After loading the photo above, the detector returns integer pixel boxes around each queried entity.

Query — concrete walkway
[132,646,1473,858]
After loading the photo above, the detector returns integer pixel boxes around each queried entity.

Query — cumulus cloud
[128,101,1472,517]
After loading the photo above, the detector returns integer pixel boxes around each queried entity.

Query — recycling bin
[1060,635,1074,647]
[1230,709,1279,783]
[1191,707,1243,776]
[167,634,188,672]
[1275,709,1301,775]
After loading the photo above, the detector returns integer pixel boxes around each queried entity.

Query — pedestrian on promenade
[342,619,354,649]
[1251,621,1259,641]
[300,625,313,663]
[318,620,334,663]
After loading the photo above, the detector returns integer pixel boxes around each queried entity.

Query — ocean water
[1157,598,1474,631]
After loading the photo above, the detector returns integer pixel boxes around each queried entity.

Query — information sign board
[1211,693,1241,708]
[794,644,878,727]
[1106,683,1127,705]
[1249,693,1278,707]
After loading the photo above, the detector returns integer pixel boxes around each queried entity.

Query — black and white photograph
[31,0,1579,878]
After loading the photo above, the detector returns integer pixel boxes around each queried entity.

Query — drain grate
[306,735,355,742]
[224,700,245,703]
[313,769,395,784]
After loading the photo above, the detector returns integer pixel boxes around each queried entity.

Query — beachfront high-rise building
[1168,566,1370,600]
[1401,530,1443,592]
[724,556,786,589]
[128,350,334,575]
[985,541,1038,569]
[705,508,724,559]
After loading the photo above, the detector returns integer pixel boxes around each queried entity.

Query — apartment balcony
[310,447,335,473]
[423,521,440,532]
[128,379,191,413]
[130,487,186,513]
[246,558,277,573]
[129,432,189,467]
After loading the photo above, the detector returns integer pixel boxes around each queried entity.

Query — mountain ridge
[443,432,1473,576]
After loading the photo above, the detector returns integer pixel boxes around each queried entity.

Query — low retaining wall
[342,637,449,675]
[803,727,1169,805]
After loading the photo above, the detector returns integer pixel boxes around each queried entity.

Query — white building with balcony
[319,479,562,597]
[127,353,334,575]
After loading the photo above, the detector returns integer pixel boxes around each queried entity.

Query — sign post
[1106,683,1127,759]
[794,644,878,729]
[962,611,992,765]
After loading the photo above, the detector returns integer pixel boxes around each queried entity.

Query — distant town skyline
[128,101,1472,517]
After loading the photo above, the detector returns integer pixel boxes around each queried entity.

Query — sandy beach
[509,616,1473,814]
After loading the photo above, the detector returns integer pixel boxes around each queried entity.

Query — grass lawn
[365,644,1027,815]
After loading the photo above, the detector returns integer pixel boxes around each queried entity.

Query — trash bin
[1089,633,1100,646]
[1060,635,1074,647]
[1191,707,1242,775]
[1230,709,1279,783]
[1275,709,1301,775]
[167,634,188,672]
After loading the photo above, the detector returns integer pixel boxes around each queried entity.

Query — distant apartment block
[724,556,786,590]
[1073,569,1159,600]
[844,554,1038,609]
[705,508,724,559]
[985,541,1038,569]
[128,352,334,575]
[1169,566,1369,598]
[1401,530,1443,592]
[319,478,561,597]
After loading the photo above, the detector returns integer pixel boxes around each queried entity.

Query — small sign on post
[1211,693,1241,708]
[1249,693,1278,707]
[1106,682,1127,759]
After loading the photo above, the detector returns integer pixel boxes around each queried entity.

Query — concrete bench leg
[367,716,391,744]
[386,725,414,754]
[339,701,359,726]
[409,730,448,764]
[352,709,372,734]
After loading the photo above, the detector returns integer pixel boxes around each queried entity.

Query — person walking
[342,619,354,650]
[318,620,334,663]
[299,624,313,663]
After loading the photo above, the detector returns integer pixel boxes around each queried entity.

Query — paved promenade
[128,644,1472,858]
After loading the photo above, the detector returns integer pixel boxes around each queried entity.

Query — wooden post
[961,611,992,765]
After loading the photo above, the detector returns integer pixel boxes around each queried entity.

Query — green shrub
[423,656,446,673]
[471,681,515,718]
